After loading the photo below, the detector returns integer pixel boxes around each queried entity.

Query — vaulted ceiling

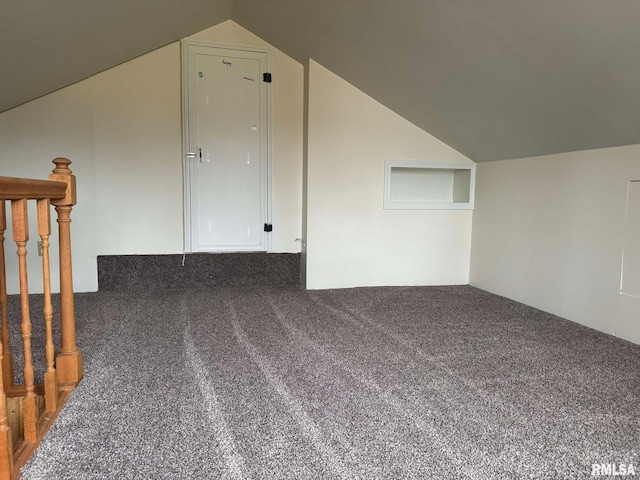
[0,0,233,113]
[2,1,640,162]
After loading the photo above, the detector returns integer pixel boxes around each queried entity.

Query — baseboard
[97,253,301,291]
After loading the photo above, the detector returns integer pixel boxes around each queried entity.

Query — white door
[183,42,271,252]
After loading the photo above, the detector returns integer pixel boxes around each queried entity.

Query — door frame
[181,39,274,253]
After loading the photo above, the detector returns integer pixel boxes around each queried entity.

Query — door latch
[186,149,203,161]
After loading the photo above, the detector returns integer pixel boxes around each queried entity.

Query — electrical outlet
[37,241,43,256]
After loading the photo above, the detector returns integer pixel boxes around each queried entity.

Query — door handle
[186,152,197,158]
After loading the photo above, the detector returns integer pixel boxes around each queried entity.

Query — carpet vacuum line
[308,291,552,474]
[181,299,249,480]
[223,294,356,480]
[262,292,480,479]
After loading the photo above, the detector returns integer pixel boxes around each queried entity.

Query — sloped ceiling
[0,0,233,113]
[2,1,640,162]
[232,0,640,161]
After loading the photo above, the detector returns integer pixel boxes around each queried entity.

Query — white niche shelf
[384,161,476,210]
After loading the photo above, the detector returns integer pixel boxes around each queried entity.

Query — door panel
[184,44,269,252]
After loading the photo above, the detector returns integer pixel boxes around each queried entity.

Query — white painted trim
[266,59,274,254]
[181,39,191,253]
[383,160,476,210]
[181,39,274,253]
[182,39,272,56]
[619,179,640,296]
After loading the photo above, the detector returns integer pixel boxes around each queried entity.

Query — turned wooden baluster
[11,199,37,443]
[0,203,13,390]
[49,158,82,385]
[37,199,58,412]
[0,206,12,480]
[0,338,14,480]
[0,201,12,479]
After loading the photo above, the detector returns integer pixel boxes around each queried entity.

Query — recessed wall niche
[383,161,475,210]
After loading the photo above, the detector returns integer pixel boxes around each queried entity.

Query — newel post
[49,158,83,385]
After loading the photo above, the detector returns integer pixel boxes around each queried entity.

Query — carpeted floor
[10,286,640,479]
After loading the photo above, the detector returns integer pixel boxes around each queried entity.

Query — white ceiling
[2,0,640,162]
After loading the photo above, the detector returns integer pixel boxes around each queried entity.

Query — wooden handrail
[0,177,67,201]
[0,157,82,479]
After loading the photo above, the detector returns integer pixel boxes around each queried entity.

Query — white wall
[305,60,474,289]
[93,44,184,255]
[0,83,97,294]
[0,20,304,293]
[470,145,640,345]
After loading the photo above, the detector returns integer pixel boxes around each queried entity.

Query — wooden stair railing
[0,158,83,479]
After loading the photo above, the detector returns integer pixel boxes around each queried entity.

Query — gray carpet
[97,253,301,291]
[11,286,640,479]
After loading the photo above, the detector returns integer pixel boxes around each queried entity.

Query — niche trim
[383,161,476,210]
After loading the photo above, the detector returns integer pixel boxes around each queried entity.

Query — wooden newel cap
[49,158,77,206]
[52,158,72,175]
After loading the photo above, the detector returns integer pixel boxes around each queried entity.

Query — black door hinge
[263,73,272,83]
[264,223,273,232]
